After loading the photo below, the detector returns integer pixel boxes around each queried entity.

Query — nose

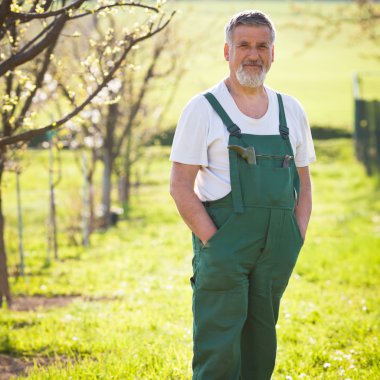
[247,47,259,60]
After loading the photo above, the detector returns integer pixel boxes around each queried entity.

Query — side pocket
[191,232,201,289]
[203,207,235,248]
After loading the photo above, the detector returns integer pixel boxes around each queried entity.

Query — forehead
[231,24,272,44]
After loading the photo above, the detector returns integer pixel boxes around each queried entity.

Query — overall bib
[191,93,304,380]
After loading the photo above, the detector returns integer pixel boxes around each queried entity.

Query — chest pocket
[239,156,294,208]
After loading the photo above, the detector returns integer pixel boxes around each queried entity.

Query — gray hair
[225,10,276,45]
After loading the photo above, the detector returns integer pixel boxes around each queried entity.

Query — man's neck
[224,76,269,119]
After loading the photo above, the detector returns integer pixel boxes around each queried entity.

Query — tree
[114,27,187,215]
[291,0,380,59]
[63,20,184,229]
[0,0,174,307]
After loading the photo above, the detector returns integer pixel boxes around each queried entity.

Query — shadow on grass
[155,125,353,146]
[0,353,75,380]
[310,125,352,140]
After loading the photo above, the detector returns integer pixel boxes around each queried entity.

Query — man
[170,10,315,380]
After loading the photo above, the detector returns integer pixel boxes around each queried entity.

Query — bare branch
[17,19,55,56]
[7,1,161,23]
[57,82,78,108]
[114,37,165,156]
[0,11,175,147]
[0,14,67,77]
[289,0,380,57]
[2,71,13,138]
[15,39,58,131]
[0,0,12,30]
[29,0,41,13]
[68,2,161,21]
[8,0,86,21]
[42,0,55,13]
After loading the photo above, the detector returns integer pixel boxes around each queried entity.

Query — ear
[224,43,229,61]
[271,44,275,63]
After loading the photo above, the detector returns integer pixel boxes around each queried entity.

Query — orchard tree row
[0,0,180,307]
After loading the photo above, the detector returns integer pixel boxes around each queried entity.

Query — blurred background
[0,1,379,379]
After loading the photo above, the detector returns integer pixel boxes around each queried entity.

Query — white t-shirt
[170,81,316,202]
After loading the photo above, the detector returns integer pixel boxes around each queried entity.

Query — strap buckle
[280,125,289,139]
[229,124,242,137]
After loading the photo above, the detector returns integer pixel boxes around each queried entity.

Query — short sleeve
[294,101,316,167]
[170,96,209,166]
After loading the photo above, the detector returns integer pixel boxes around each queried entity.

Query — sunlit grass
[1,137,379,379]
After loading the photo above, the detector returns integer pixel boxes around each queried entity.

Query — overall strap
[203,92,241,137]
[277,92,300,203]
[203,92,244,213]
[276,93,289,140]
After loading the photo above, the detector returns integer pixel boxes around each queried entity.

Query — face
[224,24,274,88]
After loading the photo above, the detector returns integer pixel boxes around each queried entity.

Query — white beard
[236,63,267,88]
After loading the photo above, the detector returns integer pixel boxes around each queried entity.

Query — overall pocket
[197,207,239,291]
[203,207,235,248]
[243,164,293,207]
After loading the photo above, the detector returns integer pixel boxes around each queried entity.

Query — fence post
[353,72,380,176]
[374,100,380,172]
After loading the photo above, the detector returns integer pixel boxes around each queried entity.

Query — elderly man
[170,10,315,380]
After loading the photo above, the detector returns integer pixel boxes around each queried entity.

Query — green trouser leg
[240,210,302,379]
[191,206,303,380]
[193,286,248,379]
[240,269,278,379]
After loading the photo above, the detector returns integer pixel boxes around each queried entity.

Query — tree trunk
[118,172,130,206]
[88,176,95,233]
[89,149,96,233]
[101,149,113,227]
[118,171,130,218]
[82,153,90,247]
[100,103,118,228]
[118,117,134,215]
[47,139,58,261]
[0,158,11,307]
[16,170,24,277]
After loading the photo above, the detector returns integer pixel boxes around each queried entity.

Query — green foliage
[1,138,380,379]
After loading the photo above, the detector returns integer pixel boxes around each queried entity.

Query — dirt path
[1,295,115,378]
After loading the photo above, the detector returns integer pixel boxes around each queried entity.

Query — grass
[1,137,380,379]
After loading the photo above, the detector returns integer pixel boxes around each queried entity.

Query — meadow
[1,1,380,379]
[2,139,380,379]
[164,1,380,129]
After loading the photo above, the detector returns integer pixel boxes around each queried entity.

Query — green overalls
[190,92,304,380]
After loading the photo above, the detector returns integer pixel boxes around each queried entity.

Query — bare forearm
[170,185,217,245]
[295,179,312,240]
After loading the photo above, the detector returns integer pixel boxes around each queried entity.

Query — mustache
[241,59,263,67]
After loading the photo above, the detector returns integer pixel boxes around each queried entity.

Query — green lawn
[1,137,380,379]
